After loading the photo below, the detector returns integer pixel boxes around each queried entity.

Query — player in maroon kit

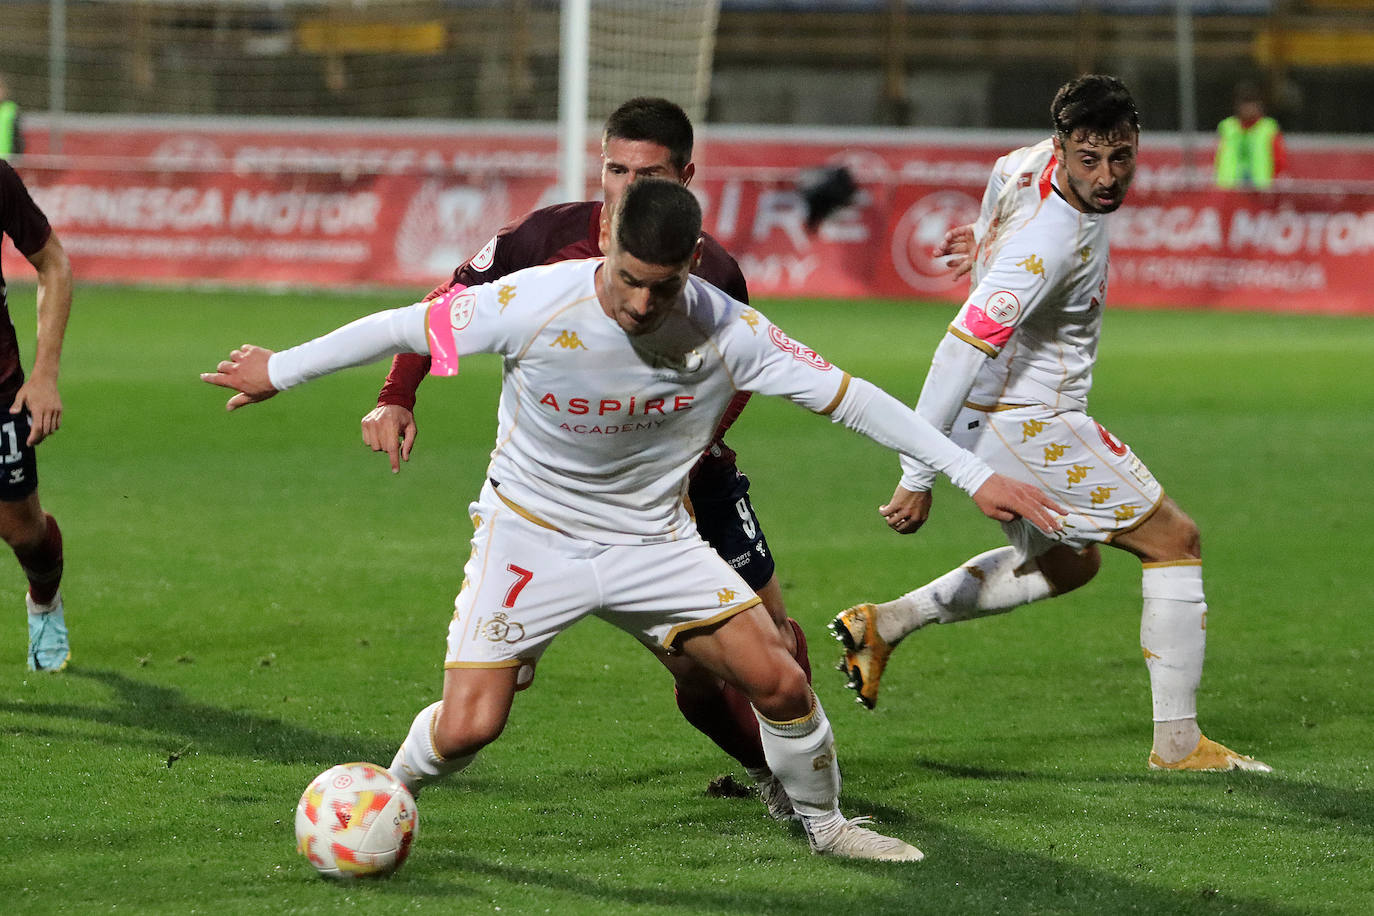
[359,98,806,818]
[0,160,72,670]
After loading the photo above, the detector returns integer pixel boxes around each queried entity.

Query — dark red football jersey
[378,200,753,446]
[0,161,51,398]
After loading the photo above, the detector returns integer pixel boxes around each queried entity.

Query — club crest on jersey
[767,324,831,370]
[471,235,498,272]
[963,291,1021,348]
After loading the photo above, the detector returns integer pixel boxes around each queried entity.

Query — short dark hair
[603,97,694,171]
[1051,75,1140,142]
[612,178,701,266]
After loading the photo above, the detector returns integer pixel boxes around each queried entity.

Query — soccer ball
[294,762,417,879]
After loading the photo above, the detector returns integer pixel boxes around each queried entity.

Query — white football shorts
[950,403,1165,560]
[443,480,761,686]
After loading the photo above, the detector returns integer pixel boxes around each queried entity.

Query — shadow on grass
[912,756,1374,835]
[394,828,1305,916]
[1,668,395,766]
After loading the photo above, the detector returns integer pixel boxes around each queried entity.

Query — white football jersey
[956,138,1110,411]
[270,257,991,544]
[410,259,849,545]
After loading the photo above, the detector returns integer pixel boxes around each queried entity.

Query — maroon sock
[16,513,63,605]
[675,682,767,771]
[788,618,812,683]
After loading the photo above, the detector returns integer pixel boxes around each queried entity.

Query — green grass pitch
[2,284,1371,914]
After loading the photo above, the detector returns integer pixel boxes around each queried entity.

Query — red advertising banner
[4,118,1373,314]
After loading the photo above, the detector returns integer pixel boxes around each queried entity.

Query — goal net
[586,0,721,126]
[0,0,721,125]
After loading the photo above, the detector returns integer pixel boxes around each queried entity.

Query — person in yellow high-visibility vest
[1214,82,1286,189]
[0,75,22,159]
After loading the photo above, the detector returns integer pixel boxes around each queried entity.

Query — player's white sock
[1141,563,1207,757]
[388,700,475,794]
[874,547,1054,645]
[755,691,842,826]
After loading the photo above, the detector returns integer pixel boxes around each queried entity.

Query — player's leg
[0,406,65,671]
[677,606,922,862]
[832,541,1095,709]
[390,483,596,793]
[1112,495,1270,772]
[677,458,803,816]
[389,665,520,795]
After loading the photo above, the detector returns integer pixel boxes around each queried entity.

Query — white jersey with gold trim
[432,258,853,544]
[269,257,992,545]
[957,138,1110,412]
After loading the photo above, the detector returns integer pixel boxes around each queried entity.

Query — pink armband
[424,284,471,377]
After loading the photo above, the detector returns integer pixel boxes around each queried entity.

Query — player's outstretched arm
[879,485,932,535]
[971,473,1065,535]
[361,404,417,474]
[201,344,278,411]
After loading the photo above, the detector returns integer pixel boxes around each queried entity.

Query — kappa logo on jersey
[1066,464,1093,487]
[471,235,498,272]
[549,330,588,350]
[1017,254,1046,277]
[716,588,738,605]
[1043,442,1069,464]
[1021,418,1047,442]
[962,291,1021,348]
[767,324,831,370]
[1116,505,1142,522]
[739,309,762,333]
[497,284,517,311]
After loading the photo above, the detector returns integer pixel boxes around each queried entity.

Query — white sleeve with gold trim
[714,303,849,414]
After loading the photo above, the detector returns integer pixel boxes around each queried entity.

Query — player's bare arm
[14,232,73,444]
[361,404,417,474]
[200,344,278,411]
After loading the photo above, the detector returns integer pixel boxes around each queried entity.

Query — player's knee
[1152,511,1202,562]
[746,660,811,722]
[0,511,46,550]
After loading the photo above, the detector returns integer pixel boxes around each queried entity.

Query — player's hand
[971,473,1066,535]
[361,404,417,474]
[10,375,62,445]
[200,344,278,411]
[880,485,933,535]
[933,223,977,281]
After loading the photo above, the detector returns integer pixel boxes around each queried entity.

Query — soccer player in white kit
[203,178,1065,862]
[831,75,1270,773]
